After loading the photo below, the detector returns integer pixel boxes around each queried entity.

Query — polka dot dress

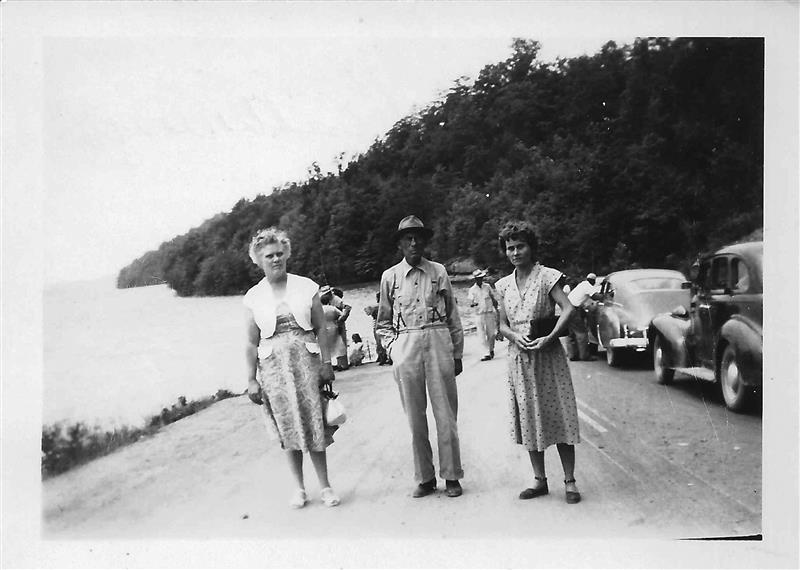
[496,264,580,451]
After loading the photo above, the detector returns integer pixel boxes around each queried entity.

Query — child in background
[348,334,365,366]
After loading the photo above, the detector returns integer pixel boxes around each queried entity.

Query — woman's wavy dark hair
[498,220,538,257]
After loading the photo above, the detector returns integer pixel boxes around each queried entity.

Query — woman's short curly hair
[248,227,291,265]
[498,220,538,255]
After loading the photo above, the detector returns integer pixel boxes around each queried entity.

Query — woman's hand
[319,362,335,386]
[529,334,555,351]
[247,379,263,405]
[513,332,536,352]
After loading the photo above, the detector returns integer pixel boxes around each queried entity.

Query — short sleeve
[494,277,508,304]
[542,267,564,293]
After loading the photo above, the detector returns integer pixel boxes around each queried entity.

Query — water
[43,275,478,428]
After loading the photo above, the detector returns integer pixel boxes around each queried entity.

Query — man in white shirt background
[566,272,600,361]
[467,269,499,361]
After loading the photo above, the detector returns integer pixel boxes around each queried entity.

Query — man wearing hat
[376,215,465,498]
[566,272,600,361]
[468,269,499,361]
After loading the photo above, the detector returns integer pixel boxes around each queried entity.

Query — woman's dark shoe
[412,478,436,498]
[519,476,548,499]
[445,480,463,497]
[564,478,581,504]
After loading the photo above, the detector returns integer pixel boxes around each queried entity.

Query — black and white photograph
[2,1,798,568]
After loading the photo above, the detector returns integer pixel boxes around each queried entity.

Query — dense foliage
[117,37,763,295]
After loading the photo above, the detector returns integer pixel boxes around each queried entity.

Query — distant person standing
[376,215,465,499]
[320,292,347,370]
[468,269,499,361]
[320,285,351,370]
[243,228,340,509]
[566,273,600,361]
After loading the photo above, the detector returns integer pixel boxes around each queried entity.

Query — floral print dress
[257,302,334,452]
[495,264,580,451]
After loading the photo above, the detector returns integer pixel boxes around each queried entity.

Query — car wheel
[719,344,750,412]
[606,345,623,367]
[653,335,674,385]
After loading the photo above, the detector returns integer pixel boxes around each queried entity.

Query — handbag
[321,382,347,426]
[528,316,560,339]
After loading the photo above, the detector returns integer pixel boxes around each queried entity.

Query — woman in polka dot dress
[494,220,582,504]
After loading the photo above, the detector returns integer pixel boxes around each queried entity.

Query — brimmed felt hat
[472,269,488,279]
[586,272,597,280]
[394,215,434,241]
[319,285,333,296]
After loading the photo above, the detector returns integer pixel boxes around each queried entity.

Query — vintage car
[590,269,690,366]
[649,241,763,412]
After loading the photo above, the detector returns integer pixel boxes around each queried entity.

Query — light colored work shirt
[468,283,497,314]
[568,280,599,309]
[376,257,464,359]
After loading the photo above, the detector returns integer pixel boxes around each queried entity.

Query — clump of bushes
[42,389,239,479]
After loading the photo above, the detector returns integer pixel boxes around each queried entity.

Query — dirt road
[43,335,761,549]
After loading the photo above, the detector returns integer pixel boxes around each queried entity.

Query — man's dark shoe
[445,479,463,498]
[412,479,436,498]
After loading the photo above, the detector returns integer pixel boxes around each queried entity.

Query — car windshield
[628,277,684,291]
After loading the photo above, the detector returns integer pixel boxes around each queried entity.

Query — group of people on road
[242,215,589,509]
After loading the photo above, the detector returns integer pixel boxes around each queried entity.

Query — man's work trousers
[390,326,464,483]
[476,311,497,355]
[566,310,591,360]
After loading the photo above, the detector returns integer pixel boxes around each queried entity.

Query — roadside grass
[41,388,239,479]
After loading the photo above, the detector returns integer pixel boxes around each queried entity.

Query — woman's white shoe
[320,487,340,507]
[289,488,308,509]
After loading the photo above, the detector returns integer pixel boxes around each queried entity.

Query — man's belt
[396,322,449,333]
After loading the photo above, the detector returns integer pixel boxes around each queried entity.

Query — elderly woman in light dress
[244,227,340,508]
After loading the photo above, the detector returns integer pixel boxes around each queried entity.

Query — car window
[731,257,750,291]
[710,257,730,290]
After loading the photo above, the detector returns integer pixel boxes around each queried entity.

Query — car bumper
[608,337,649,350]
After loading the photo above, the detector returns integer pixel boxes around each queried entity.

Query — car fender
[597,308,620,348]
[720,317,763,387]
[650,314,691,368]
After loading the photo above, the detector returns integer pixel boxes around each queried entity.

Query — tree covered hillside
[117,37,764,296]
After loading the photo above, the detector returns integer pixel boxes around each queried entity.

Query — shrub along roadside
[41,389,238,479]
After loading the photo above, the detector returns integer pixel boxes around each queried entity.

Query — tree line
[117,37,764,296]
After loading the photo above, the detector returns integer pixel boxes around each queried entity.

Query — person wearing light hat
[566,272,600,361]
[376,215,465,499]
[468,269,499,361]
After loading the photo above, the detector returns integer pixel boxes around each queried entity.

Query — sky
[33,5,647,285]
[1,1,794,285]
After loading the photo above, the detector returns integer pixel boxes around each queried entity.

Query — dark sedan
[591,269,690,366]
[650,241,763,412]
